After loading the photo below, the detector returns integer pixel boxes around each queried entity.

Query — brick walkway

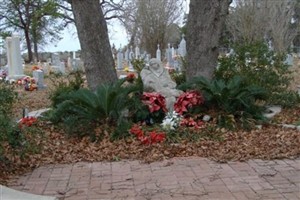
[7,157,300,200]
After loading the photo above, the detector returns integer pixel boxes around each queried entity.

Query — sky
[44,19,128,52]
[44,0,191,53]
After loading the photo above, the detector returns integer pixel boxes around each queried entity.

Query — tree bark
[71,0,117,90]
[24,29,33,63]
[186,0,231,80]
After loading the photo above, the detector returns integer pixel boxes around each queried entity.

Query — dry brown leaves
[1,71,300,185]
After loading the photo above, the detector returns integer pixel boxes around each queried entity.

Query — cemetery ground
[0,63,300,199]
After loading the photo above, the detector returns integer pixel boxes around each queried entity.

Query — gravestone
[51,54,65,74]
[67,57,72,69]
[178,34,187,57]
[72,59,82,71]
[146,54,151,63]
[129,46,134,71]
[51,53,60,66]
[117,49,123,70]
[6,34,25,79]
[33,69,46,89]
[135,46,140,59]
[156,44,161,62]
[284,54,293,66]
[166,43,173,68]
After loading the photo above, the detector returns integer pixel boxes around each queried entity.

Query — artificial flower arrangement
[0,70,7,80]
[17,76,38,91]
[32,65,42,71]
[19,116,37,128]
[129,90,207,145]
[124,66,129,72]
[126,73,136,83]
[130,124,166,145]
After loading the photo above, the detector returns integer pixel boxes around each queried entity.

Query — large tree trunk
[24,29,33,63]
[71,0,117,90]
[186,0,231,80]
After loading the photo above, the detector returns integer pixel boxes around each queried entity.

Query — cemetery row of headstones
[116,35,187,72]
[0,34,85,90]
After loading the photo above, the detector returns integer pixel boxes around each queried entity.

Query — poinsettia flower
[142,92,167,113]
[174,90,204,115]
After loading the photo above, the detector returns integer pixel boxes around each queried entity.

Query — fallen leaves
[1,75,300,185]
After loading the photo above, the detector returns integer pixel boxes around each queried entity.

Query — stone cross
[6,34,25,79]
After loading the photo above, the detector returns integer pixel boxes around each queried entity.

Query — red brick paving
[7,157,300,200]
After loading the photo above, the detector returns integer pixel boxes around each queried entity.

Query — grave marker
[6,34,25,79]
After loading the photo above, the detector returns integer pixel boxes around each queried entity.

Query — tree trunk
[186,0,231,80]
[24,29,33,63]
[71,0,117,90]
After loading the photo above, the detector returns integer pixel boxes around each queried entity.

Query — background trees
[226,0,299,53]
[121,0,184,57]
[0,0,62,63]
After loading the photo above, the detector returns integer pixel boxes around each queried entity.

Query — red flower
[19,116,37,128]
[141,92,167,113]
[129,124,144,137]
[174,90,204,115]
[126,73,136,83]
[149,131,166,143]
[180,117,204,129]
[32,66,42,71]
[129,124,166,145]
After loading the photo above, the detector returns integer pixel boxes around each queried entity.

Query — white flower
[161,111,182,130]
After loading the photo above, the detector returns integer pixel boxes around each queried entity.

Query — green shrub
[215,41,294,106]
[0,81,27,161]
[180,75,268,129]
[49,70,84,107]
[47,78,140,138]
[0,80,17,116]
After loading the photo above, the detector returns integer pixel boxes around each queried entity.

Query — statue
[140,58,182,111]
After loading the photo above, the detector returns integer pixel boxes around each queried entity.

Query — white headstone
[6,34,25,79]
[32,70,45,89]
[73,51,76,59]
[135,46,140,59]
[284,54,293,66]
[166,43,173,68]
[129,46,134,70]
[125,48,129,61]
[51,53,60,67]
[156,44,161,62]
[117,49,123,70]
[178,34,187,57]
